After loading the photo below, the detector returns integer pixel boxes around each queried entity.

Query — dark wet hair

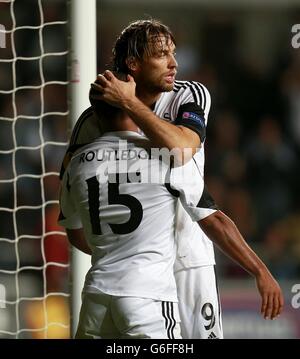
[112,19,176,73]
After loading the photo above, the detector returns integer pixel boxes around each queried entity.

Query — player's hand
[90,70,136,109]
[255,270,284,320]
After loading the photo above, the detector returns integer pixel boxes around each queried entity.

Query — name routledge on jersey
[79,148,150,163]
[77,142,194,165]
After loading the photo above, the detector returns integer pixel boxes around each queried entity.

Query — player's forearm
[198,211,268,278]
[123,97,201,162]
[66,228,92,255]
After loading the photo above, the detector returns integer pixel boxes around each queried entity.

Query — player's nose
[168,54,178,69]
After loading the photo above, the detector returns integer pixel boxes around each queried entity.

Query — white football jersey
[62,80,216,268]
[154,81,217,268]
[59,131,206,302]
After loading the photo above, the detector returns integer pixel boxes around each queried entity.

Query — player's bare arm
[198,210,284,320]
[90,71,200,163]
[66,228,92,255]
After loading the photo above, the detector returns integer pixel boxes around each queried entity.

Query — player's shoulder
[157,80,211,112]
[173,79,209,91]
[173,80,210,103]
[70,106,94,141]
[70,106,103,146]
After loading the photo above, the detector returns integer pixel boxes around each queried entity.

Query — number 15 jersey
[63,80,216,269]
[59,131,207,302]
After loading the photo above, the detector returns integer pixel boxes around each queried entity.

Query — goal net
[0,0,70,338]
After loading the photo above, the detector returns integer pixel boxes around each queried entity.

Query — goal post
[69,0,97,337]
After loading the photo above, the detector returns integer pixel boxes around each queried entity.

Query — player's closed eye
[159,51,176,58]
[157,50,167,57]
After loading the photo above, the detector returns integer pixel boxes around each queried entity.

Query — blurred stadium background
[0,0,300,338]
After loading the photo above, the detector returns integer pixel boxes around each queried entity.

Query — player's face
[134,36,178,94]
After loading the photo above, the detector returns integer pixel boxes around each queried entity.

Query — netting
[0,0,70,338]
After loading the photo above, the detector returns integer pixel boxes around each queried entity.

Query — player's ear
[126,56,139,72]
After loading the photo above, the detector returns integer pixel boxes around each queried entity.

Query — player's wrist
[123,96,143,112]
[123,97,153,124]
[253,263,269,279]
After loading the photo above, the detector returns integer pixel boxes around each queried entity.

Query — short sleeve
[169,159,205,221]
[173,82,211,142]
[194,185,218,220]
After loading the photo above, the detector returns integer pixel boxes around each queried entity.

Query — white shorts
[174,265,223,339]
[75,291,182,339]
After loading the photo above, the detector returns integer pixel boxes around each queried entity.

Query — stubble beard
[147,78,174,94]
[135,74,174,100]
[163,83,174,92]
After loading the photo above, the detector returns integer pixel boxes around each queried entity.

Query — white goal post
[70,0,97,337]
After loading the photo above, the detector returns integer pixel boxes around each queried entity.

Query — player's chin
[161,82,174,92]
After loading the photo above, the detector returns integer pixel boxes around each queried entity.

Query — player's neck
[136,88,161,108]
[105,114,140,133]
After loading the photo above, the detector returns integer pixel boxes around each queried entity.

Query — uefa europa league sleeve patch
[182,112,205,128]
